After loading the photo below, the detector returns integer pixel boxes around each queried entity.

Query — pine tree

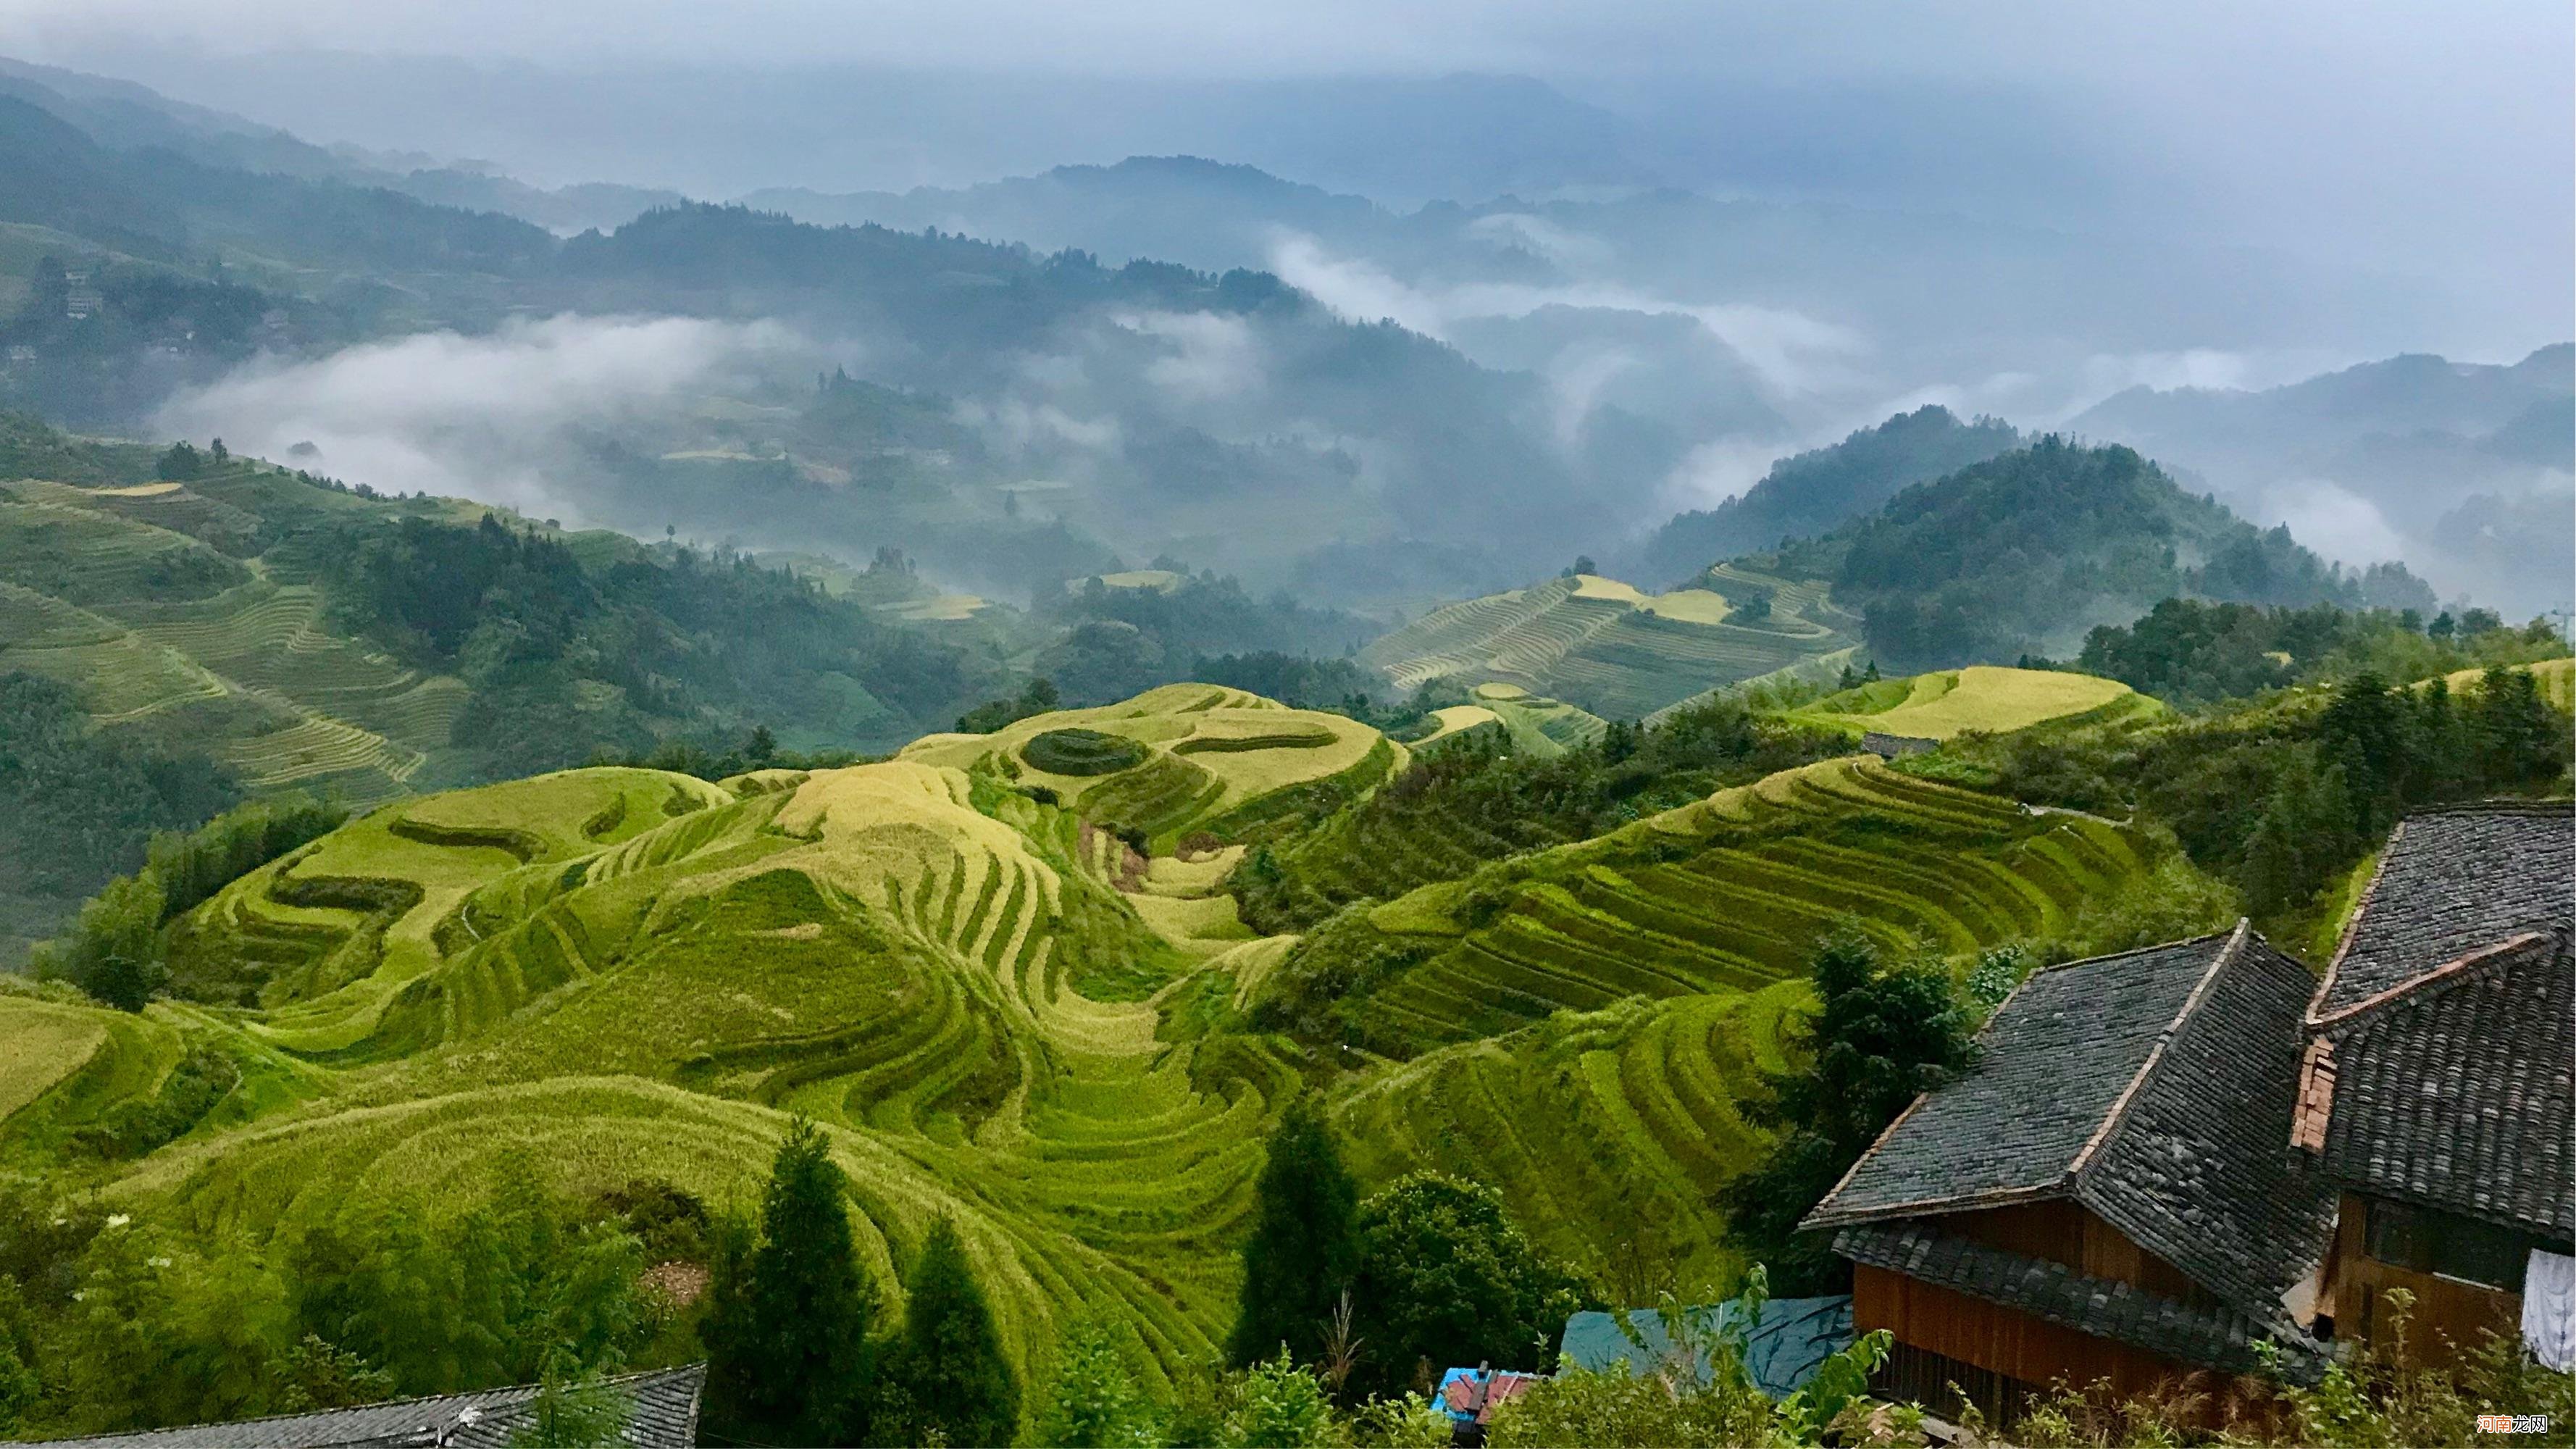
[884,1218,1021,1448]
[2241,747,2351,915]
[1226,1094,1360,1369]
[702,1119,877,1446]
[2474,665,2558,785]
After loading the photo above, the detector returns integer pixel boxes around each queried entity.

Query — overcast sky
[3,1,2567,350]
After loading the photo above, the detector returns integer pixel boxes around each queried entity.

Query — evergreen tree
[2240,747,2354,915]
[2474,665,2559,785]
[884,1218,1020,1448]
[702,1119,877,1446]
[1226,1095,1360,1369]
[1721,926,1975,1294]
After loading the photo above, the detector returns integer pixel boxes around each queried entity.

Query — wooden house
[1801,924,2336,1425]
[2290,805,2575,1367]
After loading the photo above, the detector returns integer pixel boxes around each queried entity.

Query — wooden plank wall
[1854,1264,2204,1405]
[2325,1195,2520,1365]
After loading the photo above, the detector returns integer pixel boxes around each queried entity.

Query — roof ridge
[2062,920,2246,1186]
[2027,927,2238,977]
[2307,930,2556,1032]
[2398,798,2576,817]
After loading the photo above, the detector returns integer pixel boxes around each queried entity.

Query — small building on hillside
[24,1364,703,1449]
[1801,924,2336,1426]
[1859,731,1936,759]
[2289,804,2575,1369]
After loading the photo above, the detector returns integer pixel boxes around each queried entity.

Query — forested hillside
[1739,436,2438,670]
[1632,406,2021,584]
[0,415,1011,959]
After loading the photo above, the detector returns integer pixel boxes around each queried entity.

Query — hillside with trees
[1736,436,2438,671]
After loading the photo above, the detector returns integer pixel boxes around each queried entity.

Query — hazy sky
[3,1,2567,348]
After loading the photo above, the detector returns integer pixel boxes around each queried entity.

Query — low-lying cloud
[1267,232,1866,401]
[153,313,808,519]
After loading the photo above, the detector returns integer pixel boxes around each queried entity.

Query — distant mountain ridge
[2070,343,2573,616]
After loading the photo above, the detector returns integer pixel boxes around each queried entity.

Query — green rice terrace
[0,469,488,802]
[1776,664,2159,740]
[1360,567,1862,722]
[0,677,2232,1403]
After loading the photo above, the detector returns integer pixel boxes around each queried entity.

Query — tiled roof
[24,1365,703,1449]
[2078,931,2339,1306]
[1804,932,2244,1225]
[2304,931,2574,1235]
[2314,804,2575,1018]
[1806,924,2338,1327]
[1836,1223,2327,1384]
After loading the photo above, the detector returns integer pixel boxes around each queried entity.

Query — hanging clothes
[2522,1248,2576,1371]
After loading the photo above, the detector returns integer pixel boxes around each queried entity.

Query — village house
[1800,923,2338,1425]
[1802,801,2576,1427]
[2289,804,2575,1369]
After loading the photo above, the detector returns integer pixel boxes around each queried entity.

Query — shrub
[1346,1173,1586,1402]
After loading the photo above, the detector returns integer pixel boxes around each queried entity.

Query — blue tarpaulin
[1556,1295,1854,1399]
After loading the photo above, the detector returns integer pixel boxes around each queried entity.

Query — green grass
[1363,566,1862,720]
[0,992,187,1161]
[0,995,115,1123]
[0,478,468,802]
[2439,656,2574,712]
[12,677,2187,1397]
[1024,728,1150,775]
[84,751,1290,1388]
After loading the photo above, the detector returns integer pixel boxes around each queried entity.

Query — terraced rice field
[1472,682,1608,756]
[0,993,185,1158]
[900,683,1403,851]
[0,477,474,801]
[1363,568,1862,720]
[1783,665,2152,740]
[1337,985,1807,1290]
[78,748,1312,1387]
[1276,755,2154,1053]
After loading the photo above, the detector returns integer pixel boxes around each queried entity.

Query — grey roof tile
[25,1365,704,1449]
[2312,932,2574,1235]
[1807,924,2341,1337]
[2316,805,2574,1017]
[1804,931,2243,1225]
